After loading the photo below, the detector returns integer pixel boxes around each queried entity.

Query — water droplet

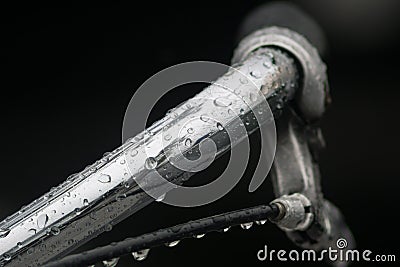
[28,228,37,235]
[239,108,245,115]
[50,226,60,235]
[116,194,126,201]
[75,208,82,215]
[240,222,253,230]
[263,60,272,68]
[105,224,113,232]
[194,233,205,239]
[3,253,11,261]
[83,199,89,206]
[17,242,23,248]
[271,80,278,90]
[213,97,232,107]
[216,123,224,131]
[184,138,192,147]
[256,220,267,225]
[130,149,138,157]
[223,227,230,232]
[37,214,49,229]
[27,247,35,254]
[165,240,180,247]
[267,52,276,64]
[156,193,166,202]
[102,257,119,267]
[132,249,149,261]
[0,228,11,238]
[200,115,211,123]
[89,212,97,220]
[239,77,248,84]
[147,129,155,136]
[187,128,194,134]
[120,159,126,164]
[135,132,145,141]
[145,157,157,169]
[250,70,261,79]
[164,134,172,141]
[98,174,111,183]
[249,93,257,102]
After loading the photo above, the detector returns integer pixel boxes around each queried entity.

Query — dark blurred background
[0,0,399,266]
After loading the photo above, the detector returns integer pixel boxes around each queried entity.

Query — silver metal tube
[0,47,299,266]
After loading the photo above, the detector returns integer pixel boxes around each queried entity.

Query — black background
[1,0,399,266]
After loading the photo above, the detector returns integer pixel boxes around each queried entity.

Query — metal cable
[43,203,280,267]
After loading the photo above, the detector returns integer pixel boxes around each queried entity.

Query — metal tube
[0,47,299,266]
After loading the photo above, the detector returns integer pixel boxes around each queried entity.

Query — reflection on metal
[0,46,298,266]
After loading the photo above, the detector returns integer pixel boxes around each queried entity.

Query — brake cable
[43,204,280,267]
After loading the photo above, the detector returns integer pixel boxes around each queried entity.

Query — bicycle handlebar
[0,47,299,266]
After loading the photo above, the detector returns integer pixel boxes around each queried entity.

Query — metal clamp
[232,26,330,122]
[269,110,355,267]
[234,26,354,260]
